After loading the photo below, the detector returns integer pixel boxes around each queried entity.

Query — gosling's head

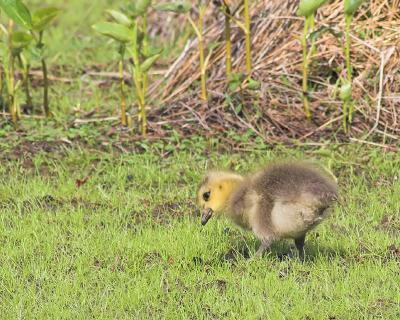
[197,171,244,226]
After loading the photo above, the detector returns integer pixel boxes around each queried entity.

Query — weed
[342,0,365,130]
[297,0,328,120]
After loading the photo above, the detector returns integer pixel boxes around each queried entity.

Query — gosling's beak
[201,208,213,226]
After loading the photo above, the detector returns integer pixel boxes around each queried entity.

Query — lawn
[0,0,399,319]
[0,144,399,319]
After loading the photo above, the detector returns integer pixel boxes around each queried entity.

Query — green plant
[214,1,232,77]
[0,0,60,119]
[4,21,20,123]
[12,30,34,111]
[218,1,252,74]
[297,0,328,120]
[31,7,61,117]
[243,0,251,73]
[94,2,188,135]
[0,11,3,108]
[93,15,133,127]
[0,21,34,123]
[0,0,32,123]
[94,6,154,134]
[187,4,208,101]
[342,0,364,130]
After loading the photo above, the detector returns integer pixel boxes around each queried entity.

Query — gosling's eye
[203,191,210,201]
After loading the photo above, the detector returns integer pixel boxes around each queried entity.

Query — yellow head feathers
[197,171,243,225]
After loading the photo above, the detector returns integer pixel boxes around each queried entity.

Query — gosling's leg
[294,235,306,262]
[255,239,272,257]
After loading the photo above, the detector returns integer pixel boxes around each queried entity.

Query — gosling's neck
[224,178,252,228]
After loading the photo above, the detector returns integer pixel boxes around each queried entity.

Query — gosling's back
[252,162,338,205]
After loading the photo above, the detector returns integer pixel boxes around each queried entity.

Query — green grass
[0,144,399,319]
[0,1,399,318]
[2,0,182,120]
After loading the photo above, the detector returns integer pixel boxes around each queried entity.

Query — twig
[73,116,119,125]
[228,103,264,139]
[367,47,394,137]
[350,138,397,151]
[0,112,45,119]
[300,115,343,140]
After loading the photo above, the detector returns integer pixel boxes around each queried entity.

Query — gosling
[197,162,338,261]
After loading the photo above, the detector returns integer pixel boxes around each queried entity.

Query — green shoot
[94,1,174,135]
[301,16,311,120]
[6,20,18,123]
[0,0,32,122]
[187,5,208,101]
[0,18,4,109]
[215,0,232,77]
[0,1,60,118]
[220,1,252,74]
[119,45,127,127]
[343,0,364,128]
[93,20,134,128]
[13,31,33,110]
[31,7,61,117]
[243,0,251,73]
[297,0,328,120]
[18,52,33,109]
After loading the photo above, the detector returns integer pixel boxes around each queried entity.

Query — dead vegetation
[146,0,399,144]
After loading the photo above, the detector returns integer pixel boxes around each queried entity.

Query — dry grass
[146,0,399,144]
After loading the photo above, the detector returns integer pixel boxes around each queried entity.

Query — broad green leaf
[154,2,191,13]
[92,22,134,43]
[344,0,364,15]
[340,81,352,101]
[0,0,32,29]
[106,9,131,27]
[297,0,327,17]
[11,30,32,48]
[127,0,152,17]
[32,7,61,32]
[140,53,160,72]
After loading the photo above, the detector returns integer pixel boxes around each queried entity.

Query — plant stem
[133,66,146,135]
[38,32,50,117]
[198,7,207,101]
[131,21,147,135]
[309,15,316,55]
[135,73,146,135]
[0,63,3,108]
[41,58,49,117]
[25,64,33,108]
[7,21,17,123]
[0,21,3,109]
[342,100,348,132]
[188,8,208,101]
[345,14,353,125]
[243,0,252,73]
[119,58,127,126]
[18,54,33,109]
[301,16,311,120]
[142,15,149,94]
[223,4,232,77]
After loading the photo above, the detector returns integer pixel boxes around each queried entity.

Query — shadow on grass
[193,240,348,267]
